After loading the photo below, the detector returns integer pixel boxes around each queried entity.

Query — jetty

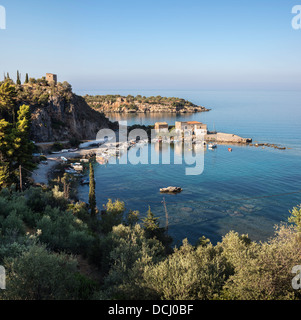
[205,132,252,144]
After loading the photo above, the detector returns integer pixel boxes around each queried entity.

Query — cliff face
[30,94,112,142]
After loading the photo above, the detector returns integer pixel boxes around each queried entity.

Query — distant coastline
[83,94,210,114]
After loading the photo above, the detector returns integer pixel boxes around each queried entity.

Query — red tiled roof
[187,121,202,124]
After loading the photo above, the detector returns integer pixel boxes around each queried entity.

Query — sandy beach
[32,147,100,185]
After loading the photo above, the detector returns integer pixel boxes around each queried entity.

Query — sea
[76,90,301,245]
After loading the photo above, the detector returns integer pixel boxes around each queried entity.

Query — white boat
[208,143,217,149]
[80,178,90,185]
[70,162,81,167]
[65,168,77,174]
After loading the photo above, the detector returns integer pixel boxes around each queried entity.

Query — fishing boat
[208,143,217,149]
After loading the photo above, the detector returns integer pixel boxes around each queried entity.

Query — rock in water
[160,186,182,193]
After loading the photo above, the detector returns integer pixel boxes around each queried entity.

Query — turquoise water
[77,90,301,245]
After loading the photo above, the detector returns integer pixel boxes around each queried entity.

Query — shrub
[1,245,87,300]
[96,224,165,299]
[36,206,94,254]
[144,239,228,300]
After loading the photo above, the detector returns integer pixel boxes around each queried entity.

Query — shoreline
[32,147,100,186]
[32,137,288,187]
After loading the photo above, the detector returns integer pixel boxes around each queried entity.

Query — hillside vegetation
[0,76,112,143]
[0,186,301,300]
[84,94,210,114]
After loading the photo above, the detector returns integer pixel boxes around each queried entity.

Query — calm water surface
[77,90,301,245]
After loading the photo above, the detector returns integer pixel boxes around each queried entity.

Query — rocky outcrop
[160,186,182,193]
[30,94,113,142]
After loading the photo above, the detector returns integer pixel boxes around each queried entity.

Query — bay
[77,90,301,245]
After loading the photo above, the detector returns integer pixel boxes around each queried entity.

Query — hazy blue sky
[0,0,300,92]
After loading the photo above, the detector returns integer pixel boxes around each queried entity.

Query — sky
[0,0,300,92]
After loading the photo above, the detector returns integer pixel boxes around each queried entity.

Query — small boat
[208,144,217,149]
[65,169,77,174]
[228,148,232,152]
[80,179,90,185]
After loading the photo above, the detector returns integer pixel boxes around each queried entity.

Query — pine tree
[142,206,160,231]
[15,104,34,171]
[0,82,17,123]
[0,105,34,189]
[0,118,18,187]
[142,206,173,250]
[89,162,97,216]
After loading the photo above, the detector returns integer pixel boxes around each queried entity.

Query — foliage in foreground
[0,186,301,300]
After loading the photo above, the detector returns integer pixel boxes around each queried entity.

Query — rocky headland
[84,94,210,114]
[13,80,114,142]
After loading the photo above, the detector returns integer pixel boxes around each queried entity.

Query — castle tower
[46,73,57,85]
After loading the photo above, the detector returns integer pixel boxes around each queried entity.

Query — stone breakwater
[205,132,252,144]
[249,143,287,150]
[204,133,288,149]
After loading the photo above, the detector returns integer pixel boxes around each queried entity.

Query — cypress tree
[89,162,97,216]
[25,73,29,84]
[16,71,21,85]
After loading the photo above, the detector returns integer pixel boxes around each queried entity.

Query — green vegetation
[83,94,207,113]
[0,74,73,109]
[0,184,300,300]
[0,82,34,189]
[89,163,97,217]
[0,74,299,301]
[16,71,21,85]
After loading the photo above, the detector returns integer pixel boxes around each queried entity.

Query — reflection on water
[108,112,202,126]
[78,142,301,245]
